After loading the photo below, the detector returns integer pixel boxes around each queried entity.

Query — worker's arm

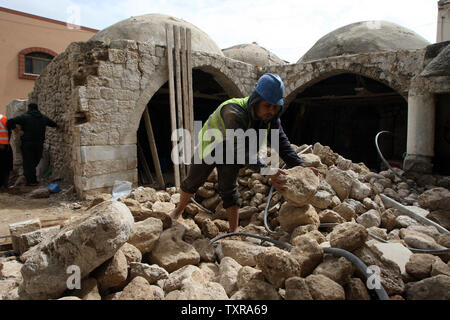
[6,116,25,136]
[45,116,58,128]
[270,118,304,168]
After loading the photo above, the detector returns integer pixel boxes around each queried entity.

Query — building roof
[298,20,430,63]
[90,14,223,56]
[222,42,287,66]
[0,7,98,33]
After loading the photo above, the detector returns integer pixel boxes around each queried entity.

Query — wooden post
[137,140,155,185]
[181,27,190,175]
[186,28,194,158]
[143,108,165,188]
[173,25,186,180]
[166,24,181,188]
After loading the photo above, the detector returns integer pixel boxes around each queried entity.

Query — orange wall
[0,8,97,114]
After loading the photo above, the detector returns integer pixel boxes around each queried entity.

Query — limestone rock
[231,280,280,300]
[127,217,163,254]
[290,236,324,277]
[305,274,345,300]
[236,266,264,289]
[345,278,371,300]
[278,203,320,232]
[353,244,404,296]
[285,277,313,300]
[28,188,50,199]
[380,209,397,231]
[119,242,142,266]
[9,219,41,254]
[192,238,216,262]
[0,259,22,280]
[311,190,333,209]
[279,166,320,207]
[313,255,354,285]
[402,230,446,251]
[333,202,356,221]
[406,275,450,300]
[217,257,242,296]
[356,209,381,228]
[418,187,450,211]
[350,180,372,201]
[431,259,450,277]
[329,222,368,252]
[163,265,207,292]
[129,187,157,203]
[19,200,134,300]
[405,253,438,280]
[94,249,129,292]
[148,224,200,273]
[395,215,420,228]
[88,193,113,208]
[16,226,60,256]
[175,280,229,300]
[197,186,216,198]
[314,144,338,166]
[219,239,268,267]
[255,247,302,288]
[325,167,354,201]
[368,242,412,275]
[427,210,450,230]
[72,277,101,300]
[119,276,154,300]
[130,262,169,284]
[318,209,346,224]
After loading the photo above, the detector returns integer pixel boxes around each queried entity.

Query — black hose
[375,131,422,194]
[323,247,390,300]
[190,197,215,215]
[209,232,390,300]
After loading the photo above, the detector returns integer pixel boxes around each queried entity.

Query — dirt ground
[0,181,88,246]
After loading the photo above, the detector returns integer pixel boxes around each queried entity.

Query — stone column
[404,93,436,173]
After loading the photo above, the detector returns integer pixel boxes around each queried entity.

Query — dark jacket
[7,110,57,144]
[219,91,304,170]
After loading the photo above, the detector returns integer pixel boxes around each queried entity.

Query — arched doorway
[137,69,234,187]
[281,73,407,171]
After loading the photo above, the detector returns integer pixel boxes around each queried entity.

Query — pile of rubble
[1,142,450,300]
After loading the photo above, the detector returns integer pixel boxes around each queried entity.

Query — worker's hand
[267,168,288,192]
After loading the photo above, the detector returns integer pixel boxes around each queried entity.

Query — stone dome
[298,21,430,63]
[90,14,224,56]
[223,42,287,66]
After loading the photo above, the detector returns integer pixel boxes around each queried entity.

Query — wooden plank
[143,107,165,188]
[180,27,190,175]
[166,24,181,188]
[137,140,155,185]
[186,28,195,159]
[173,25,186,180]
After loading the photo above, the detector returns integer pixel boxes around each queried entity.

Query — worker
[170,73,318,233]
[7,103,58,186]
[0,113,13,191]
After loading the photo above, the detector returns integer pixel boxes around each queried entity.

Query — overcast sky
[0,0,439,63]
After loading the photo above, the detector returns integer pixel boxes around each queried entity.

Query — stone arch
[192,62,245,98]
[284,61,409,109]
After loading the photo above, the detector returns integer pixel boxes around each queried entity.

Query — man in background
[7,103,58,186]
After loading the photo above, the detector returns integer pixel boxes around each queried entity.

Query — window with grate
[24,52,53,75]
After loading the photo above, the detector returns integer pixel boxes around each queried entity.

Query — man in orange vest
[0,113,13,190]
